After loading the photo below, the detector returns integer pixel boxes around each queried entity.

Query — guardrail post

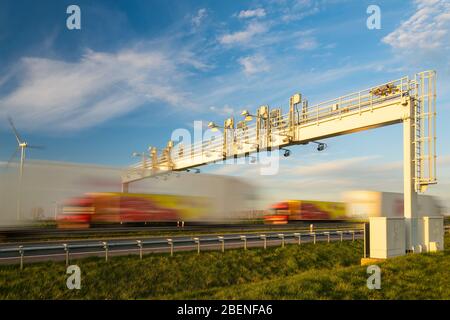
[102,241,108,262]
[136,240,143,259]
[63,243,69,266]
[293,233,301,245]
[167,239,174,257]
[18,245,24,270]
[350,230,355,242]
[310,224,314,233]
[337,231,343,242]
[193,238,200,254]
[324,232,330,243]
[260,234,267,250]
[311,232,316,244]
[240,235,247,250]
[218,236,225,253]
[278,234,285,248]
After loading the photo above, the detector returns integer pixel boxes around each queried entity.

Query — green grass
[0,240,362,299]
[0,235,448,299]
[172,245,450,300]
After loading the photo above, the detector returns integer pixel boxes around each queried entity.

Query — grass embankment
[0,240,362,299]
[0,235,448,299]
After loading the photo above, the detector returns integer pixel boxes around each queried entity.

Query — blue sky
[0,0,449,208]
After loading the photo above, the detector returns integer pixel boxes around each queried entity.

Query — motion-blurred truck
[57,192,211,228]
[57,173,259,228]
[264,200,346,224]
[265,191,443,224]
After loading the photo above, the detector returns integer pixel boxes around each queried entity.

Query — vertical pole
[294,233,301,245]
[102,242,108,262]
[137,240,143,260]
[122,183,129,193]
[193,238,200,254]
[167,239,173,257]
[17,147,25,221]
[241,236,247,250]
[364,223,370,258]
[404,98,418,252]
[19,246,24,270]
[363,226,366,258]
[260,235,267,249]
[218,237,225,253]
[278,234,285,248]
[63,244,69,266]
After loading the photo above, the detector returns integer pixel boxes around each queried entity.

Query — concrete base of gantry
[360,257,386,266]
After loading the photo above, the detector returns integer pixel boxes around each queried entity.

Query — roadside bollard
[278,234,285,248]
[102,241,108,262]
[324,232,330,243]
[293,233,301,245]
[240,235,247,250]
[167,239,174,257]
[310,224,314,233]
[18,245,24,270]
[218,236,225,253]
[193,238,200,254]
[63,243,69,266]
[260,234,267,250]
[136,240,143,260]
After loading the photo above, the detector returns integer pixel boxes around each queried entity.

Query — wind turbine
[7,117,44,221]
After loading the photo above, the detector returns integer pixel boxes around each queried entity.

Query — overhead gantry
[123,70,437,251]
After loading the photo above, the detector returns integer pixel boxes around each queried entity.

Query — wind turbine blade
[7,117,22,144]
[27,145,45,150]
[4,147,20,170]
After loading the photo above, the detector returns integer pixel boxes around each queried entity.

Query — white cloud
[238,8,266,19]
[281,0,320,22]
[209,105,235,116]
[0,46,205,131]
[238,55,270,75]
[192,8,207,27]
[292,155,380,177]
[383,0,450,50]
[296,37,318,50]
[219,22,268,45]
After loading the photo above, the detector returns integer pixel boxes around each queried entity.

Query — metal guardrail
[0,229,364,268]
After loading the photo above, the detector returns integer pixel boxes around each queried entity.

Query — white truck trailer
[343,190,443,219]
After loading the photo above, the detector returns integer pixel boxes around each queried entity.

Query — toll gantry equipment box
[369,217,405,259]
[417,216,444,252]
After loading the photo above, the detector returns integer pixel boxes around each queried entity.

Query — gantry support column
[403,99,418,251]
